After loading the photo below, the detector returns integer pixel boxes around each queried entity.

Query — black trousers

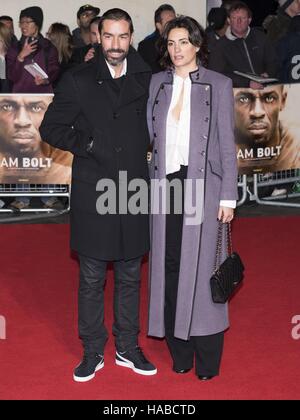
[78,254,142,354]
[165,166,224,376]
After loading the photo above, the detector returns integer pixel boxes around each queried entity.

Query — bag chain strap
[214,222,233,272]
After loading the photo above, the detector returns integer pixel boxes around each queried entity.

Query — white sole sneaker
[115,352,157,376]
[73,360,104,382]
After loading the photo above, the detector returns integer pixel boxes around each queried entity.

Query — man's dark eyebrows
[25,101,47,107]
[168,37,189,42]
[103,31,129,36]
[0,99,18,107]
[261,91,279,99]
[236,92,254,100]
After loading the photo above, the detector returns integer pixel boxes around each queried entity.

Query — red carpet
[0,217,300,400]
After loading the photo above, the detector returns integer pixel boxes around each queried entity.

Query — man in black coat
[40,9,157,382]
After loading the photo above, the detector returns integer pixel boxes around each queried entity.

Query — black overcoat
[40,47,152,260]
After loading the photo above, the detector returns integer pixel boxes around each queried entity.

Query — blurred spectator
[71,16,101,64]
[6,6,60,93]
[221,0,238,14]
[47,22,74,77]
[208,1,279,88]
[277,15,300,82]
[0,22,11,93]
[205,7,229,52]
[0,15,17,44]
[266,0,300,41]
[138,4,176,73]
[72,4,100,49]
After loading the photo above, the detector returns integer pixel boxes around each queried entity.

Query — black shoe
[198,375,215,381]
[173,367,192,374]
[73,353,104,382]
[116,346,157,376]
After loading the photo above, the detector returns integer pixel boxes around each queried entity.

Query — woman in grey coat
[147,16,238,381]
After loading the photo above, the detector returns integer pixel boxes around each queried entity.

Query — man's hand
[84,47,95,62]
[218,206,234,224]
[17,37,38,61]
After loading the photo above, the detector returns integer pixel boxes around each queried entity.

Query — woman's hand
[84,47,95,62]
[17,38,38,61]
[218,206,234,224]
[34,76,49,86]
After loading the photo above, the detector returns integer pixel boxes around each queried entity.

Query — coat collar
[95,45,151,82]
[162,66,207,85]
[94,46,151,110]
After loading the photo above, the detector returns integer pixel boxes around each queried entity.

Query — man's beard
[103,48,128,66]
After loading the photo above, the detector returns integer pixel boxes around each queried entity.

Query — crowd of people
[0,0,299,383]
[1,1,300,93]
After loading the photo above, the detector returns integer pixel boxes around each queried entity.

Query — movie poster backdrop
[0,94,72,184]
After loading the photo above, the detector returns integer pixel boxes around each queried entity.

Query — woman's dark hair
[98,8,134,34]
[159,16,208,69]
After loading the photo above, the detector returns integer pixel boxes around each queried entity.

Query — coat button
[205,85,210,91]
[154,149,158,154]
[201,151,206,157]
[198,168,204,173]
[154,133,157,138]
[155,100,159,104]
[115,147,122,153]
[205,117,209,122]
[152,116,156,121]
[97,80,103,85]
[160,84,165,90]
[155,166,158,171]
[202,135,208,140]
[206,101,210,106]
[87,137,94,152]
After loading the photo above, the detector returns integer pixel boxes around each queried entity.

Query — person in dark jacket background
[138,4,176,73]
[277,15,300,82]
[208,1,279,88]
[205,7,229,53]
[266,0,300,42]
[72,4,100,49]
[6,6,60,93]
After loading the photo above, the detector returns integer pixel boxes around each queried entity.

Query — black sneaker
[116,346,157,376]
[73,353,104,382]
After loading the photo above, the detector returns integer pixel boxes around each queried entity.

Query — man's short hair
[229,1,253,18]
[207,7,228,30]
[0,15,13,22]
[155,4,176,24]
[99,8,134,34]
[90,16,101,27]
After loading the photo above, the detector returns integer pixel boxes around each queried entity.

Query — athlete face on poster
[0,95,52,156]
[234,85,287,148]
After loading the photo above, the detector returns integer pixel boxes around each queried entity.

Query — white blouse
[165,74,236,209]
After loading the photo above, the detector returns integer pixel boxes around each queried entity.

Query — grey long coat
[147,67,238,340]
